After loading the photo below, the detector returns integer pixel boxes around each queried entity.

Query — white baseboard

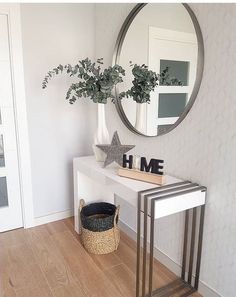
[119,220,222,297]
[34,209,73,227]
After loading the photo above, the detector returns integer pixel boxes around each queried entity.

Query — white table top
[73,155,181,192]
[73,156,206,219]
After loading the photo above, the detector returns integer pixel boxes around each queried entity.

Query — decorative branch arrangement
[119,62,182,104]
[42,58,125,104]
[42,58,182,105]
[119,63,158,104]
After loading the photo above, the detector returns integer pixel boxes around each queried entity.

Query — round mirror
[113,4,204,137]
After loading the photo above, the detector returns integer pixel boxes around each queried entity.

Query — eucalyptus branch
[119,62,182,104]
[119,63,159,104]
[42,58,125,104]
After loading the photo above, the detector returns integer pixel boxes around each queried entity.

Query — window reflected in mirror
[160,60,189,86]
[158,93,187,118]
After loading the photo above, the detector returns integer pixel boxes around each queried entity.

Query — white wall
[95,3,236,297]
[20,4,96,218]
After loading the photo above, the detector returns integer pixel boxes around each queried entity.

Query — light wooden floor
[0,218,201,297]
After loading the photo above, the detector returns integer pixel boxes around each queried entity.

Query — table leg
[194,204,205,290]
[142,194,148,297]
[150,206,205,296]
[181,205,205,290]
[136,193,142,297]
[181,209,189,281]
[136,185,206,297]
[188,207,197,285]
[148,199,155,297]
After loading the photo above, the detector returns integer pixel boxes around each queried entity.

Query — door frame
[0,4,34,228]
[147,26,198,135]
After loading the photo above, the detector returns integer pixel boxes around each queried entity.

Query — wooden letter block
[118,167,165,185]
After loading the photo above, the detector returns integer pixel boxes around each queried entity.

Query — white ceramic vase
[93,103,110,162]
[135,103,146,134]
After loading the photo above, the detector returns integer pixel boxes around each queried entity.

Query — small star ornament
[96,131,135,167]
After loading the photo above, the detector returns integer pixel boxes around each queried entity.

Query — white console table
[73,156,207,297]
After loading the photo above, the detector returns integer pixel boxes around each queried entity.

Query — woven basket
[80,201,117,232]
[79,199,120,255]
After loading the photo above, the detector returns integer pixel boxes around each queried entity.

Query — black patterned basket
[79,199,120,254]
[80,201,117,232]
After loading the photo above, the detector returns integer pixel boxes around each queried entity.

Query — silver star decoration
[96,131,135,167]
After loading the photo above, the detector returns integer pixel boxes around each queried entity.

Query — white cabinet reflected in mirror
[113,4,204,136]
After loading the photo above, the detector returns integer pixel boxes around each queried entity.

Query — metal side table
[136,181,207,297]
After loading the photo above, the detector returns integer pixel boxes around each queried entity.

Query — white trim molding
[34,209,73,227]
[2,4,35,228]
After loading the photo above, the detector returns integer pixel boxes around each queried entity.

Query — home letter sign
[123,154,164,175]
[140,157,164,175]
[122,154,133,169]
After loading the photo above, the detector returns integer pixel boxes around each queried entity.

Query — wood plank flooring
[0,218,201,297]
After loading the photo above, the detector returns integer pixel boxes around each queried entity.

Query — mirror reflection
[118,4,200,136]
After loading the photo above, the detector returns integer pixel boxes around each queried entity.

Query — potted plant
[42,58,125,161]
[120,63,182,134]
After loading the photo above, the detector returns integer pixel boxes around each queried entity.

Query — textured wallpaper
[95,3,236,297]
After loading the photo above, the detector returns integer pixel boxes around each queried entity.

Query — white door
[147,27,198,135]
[0,12,23,232]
